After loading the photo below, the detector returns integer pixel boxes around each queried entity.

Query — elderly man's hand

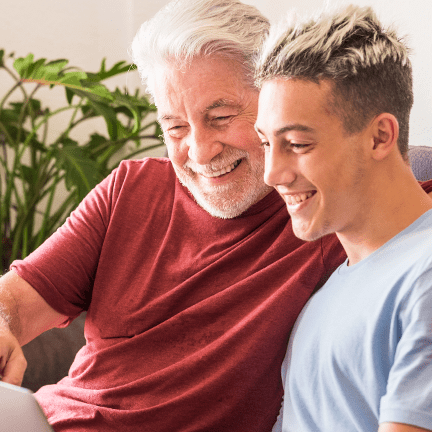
[0,324,27,386]
[0,270,70,387]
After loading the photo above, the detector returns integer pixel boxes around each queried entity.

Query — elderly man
[255,5,432,432]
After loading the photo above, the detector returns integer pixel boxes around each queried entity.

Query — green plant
[0,50,164,273]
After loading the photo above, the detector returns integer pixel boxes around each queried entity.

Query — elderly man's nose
[187,128,224,165]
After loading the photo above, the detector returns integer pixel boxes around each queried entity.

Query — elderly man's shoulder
[103,157,178,202]
[117,156,172,172]
[113,156,175,182]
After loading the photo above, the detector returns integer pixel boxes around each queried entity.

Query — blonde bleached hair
[255,4,413,157]
[130,0,269,99]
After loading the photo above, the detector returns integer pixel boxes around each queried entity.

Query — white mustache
[184,149,248,175]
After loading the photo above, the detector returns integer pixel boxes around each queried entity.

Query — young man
[255,5,432,432]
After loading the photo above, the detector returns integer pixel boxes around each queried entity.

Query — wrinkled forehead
[148,54,254,102]
[150,55,258,114]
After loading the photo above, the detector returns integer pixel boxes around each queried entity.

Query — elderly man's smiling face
[152,55,272,219]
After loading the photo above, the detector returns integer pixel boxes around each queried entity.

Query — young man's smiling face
[152,55,272,219]
[256,78,371,241]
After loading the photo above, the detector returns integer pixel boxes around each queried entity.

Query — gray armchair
[21,313,86,392]
[408,145,432,181]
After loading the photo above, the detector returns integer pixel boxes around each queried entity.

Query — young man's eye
[290,142,312,151]
[260,141,270,151]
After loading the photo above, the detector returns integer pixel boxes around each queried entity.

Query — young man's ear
[371,113,399,160]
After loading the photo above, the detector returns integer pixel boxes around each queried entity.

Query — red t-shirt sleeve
[421,179,432,194]
[11,166,116,317]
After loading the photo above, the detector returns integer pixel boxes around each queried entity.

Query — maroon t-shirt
[13,158,346,432]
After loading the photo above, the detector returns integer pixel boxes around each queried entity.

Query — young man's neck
[337,163,432,266]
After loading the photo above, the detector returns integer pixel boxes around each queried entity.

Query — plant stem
[67,97,84,130]
[0,65,29,112]
[16,83,41,150]
[35,171,61,247]
[0,81,21,113]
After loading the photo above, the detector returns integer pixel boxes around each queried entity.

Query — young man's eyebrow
[275,124,314,136]
[255,123,315,136]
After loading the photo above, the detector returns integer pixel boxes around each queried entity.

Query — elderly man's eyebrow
[204,99,240,112]
[157,100,239,122]
[157,114,181,122]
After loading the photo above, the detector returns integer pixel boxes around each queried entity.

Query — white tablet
[0,381,54,431]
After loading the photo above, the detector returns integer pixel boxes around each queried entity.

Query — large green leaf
[10,99,43,121]
[13,54,114,101]
[83,96,119,140]
[13,53,34,76]
[0,107,20,124]
[18,164,37,185]
[0,104,47,150]
[37,59,69,79]
[86,59,134,82]
[85,133,108,155]
[54,143,99,201]
[14,55,71,81]
[110,90,141,134]
[72,81,112,100]
[21,70,88,91]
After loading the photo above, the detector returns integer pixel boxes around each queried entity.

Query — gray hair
[130,0,269,98]
[255,4,413,157]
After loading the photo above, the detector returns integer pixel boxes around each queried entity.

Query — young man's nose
[264,146,297,187]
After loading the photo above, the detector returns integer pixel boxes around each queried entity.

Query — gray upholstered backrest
[409,146,432,181]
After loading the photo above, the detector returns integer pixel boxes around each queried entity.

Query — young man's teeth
[205,160,240,178]
[287,192,313,205]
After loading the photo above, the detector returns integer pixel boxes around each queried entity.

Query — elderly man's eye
[166,125,187,138]
[212,115,233,124]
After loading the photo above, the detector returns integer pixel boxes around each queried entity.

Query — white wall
[1,0,431,147]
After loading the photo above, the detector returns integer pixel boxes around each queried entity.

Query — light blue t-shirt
[274,209,432,432]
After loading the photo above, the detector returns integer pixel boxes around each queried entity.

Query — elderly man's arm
[0,270,68,386]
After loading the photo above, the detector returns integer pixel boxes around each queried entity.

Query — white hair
[130,0,269,98]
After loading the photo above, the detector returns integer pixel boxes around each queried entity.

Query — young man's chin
[291,221,325,243]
